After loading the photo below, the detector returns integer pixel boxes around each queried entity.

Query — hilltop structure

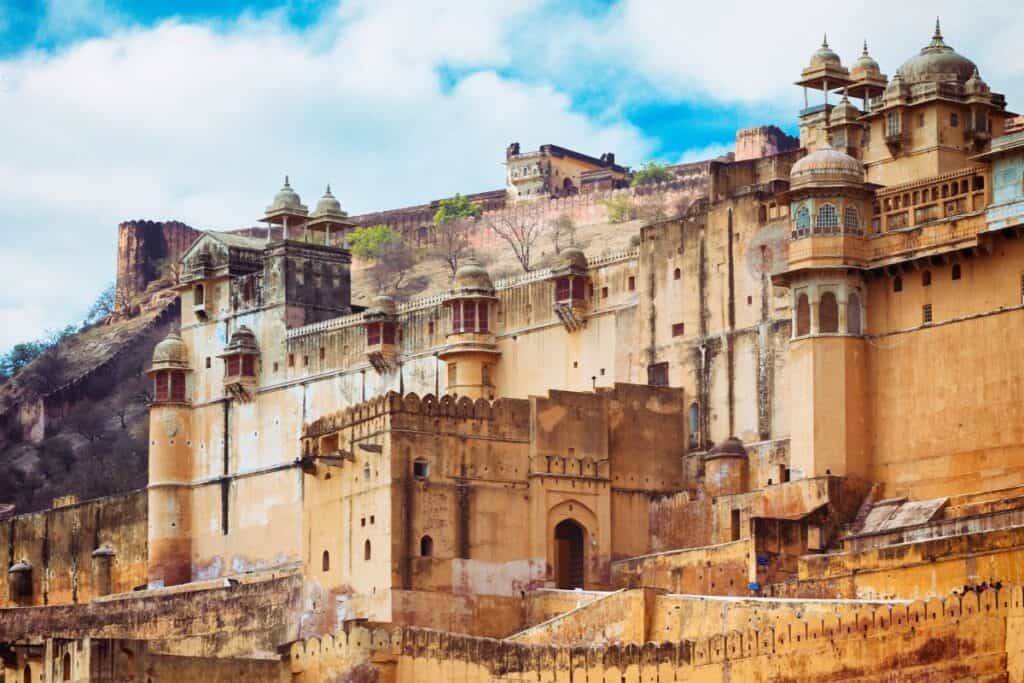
[5,21,1024,682]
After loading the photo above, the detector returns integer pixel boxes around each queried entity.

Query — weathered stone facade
[6,21,1024,682]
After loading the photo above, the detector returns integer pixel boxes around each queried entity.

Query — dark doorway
[554,519,585,589]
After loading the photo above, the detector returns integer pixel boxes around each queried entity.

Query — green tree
[349,224,415,294]
[603,194,637,223]
[433,194,482,225]
[630,162,674,187]
[349,224,401,261]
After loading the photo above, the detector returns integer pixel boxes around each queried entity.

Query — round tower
[782,146,871,479]
[438,258,500,399]
[145,331,193,588]
[704,437,748,498]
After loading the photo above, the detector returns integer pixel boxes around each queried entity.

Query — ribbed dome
[225,326,259,354]
[896,20,977,86]
[806,35,843,71]
[831,95,860,122]
[312,185,347,218]
[369,294,397,317]
[151,332,189,370]
[560,247,587,271]
[268,176,305,212]
[790,143,865,190]
[851,41,881,81]
[454,257,494,292]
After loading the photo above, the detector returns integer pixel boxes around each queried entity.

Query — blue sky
[0,0,1022,353]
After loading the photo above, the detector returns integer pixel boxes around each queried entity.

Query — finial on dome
[326,183,331,194]
[862,40,868,54]
[284,175,290,187]
[934,17,942,39]
[822,33,828,48]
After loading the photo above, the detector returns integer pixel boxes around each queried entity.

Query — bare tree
[431,218,474,277]
[368,237,416,295]
[549,213,576,255]
[156,256,184,285]
[488,210,544,272]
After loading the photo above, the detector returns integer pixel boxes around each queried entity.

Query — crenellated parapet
[286,585,1024,681]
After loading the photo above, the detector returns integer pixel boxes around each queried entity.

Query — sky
[0,0,1022,354]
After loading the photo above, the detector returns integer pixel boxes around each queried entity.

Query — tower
[145,332,193,588]
[438,258,500,399]
[779,145,872,479]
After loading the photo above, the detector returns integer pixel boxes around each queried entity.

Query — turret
[438,258,500,399]
[704,437,748,498]
[551,247,590,332]
[220,325,260,400]
[776,146,870,479]
[144,332,193,588]
[363,295,400,373]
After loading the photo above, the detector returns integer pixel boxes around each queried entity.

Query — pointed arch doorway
[554,519,586,589]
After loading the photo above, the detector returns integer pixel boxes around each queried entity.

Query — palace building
[4,20,1024,682]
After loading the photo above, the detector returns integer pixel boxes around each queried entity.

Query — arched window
[794,206,810,235]
[922,270,932,287]
[894,276,903,293]
[322,550,330,572]
[687,403,700,449]
[952,264,962,280]
[364,540,372,561]
[848,293,862,334]
[844,206,860,232]
[819,292,839,333]
[796,293,811,336]
[420,535,433,557]
[816,204,839,232]
[673,268,681,280]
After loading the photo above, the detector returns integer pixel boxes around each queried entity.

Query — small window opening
[364,540,372,561]
[894,276,903,293]
[413,459,430,479]
[288,354,295,367]
[601,286,609,298]
[628,276,636,291]
[819,292,838,333]
[795,293,810,336]
[420,535,434,557]
[923,304,933,324]
[205,356,211,369]
[730,509,742,542]
[672,323,685,337]
[362,463,371,481]
[322,550,330,572]
[952,264,961,281]
[922,270,932,287]
[673,268,681,280]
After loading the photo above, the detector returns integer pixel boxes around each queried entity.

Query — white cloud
[0,0,652,351]
[678,143,733,164]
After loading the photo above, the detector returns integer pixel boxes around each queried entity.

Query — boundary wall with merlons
[286,585,1024,681]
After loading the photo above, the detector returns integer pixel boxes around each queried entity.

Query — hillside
[0,178,705,517]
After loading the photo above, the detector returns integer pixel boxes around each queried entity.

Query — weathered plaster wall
[0,492,146,608]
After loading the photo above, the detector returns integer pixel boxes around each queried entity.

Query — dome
[706,437,747,460]
[850,41,882,81]
[368,294,397,317]
[312,185,347,218]
[896,20,978,86]
[790,143,865,190]
[965,68,989,95]
[225,326,259,354]
[560,247,588,271]
[151,332,189,371]
[267,176,306,213]
[454,257,494,293]
[831,95,860,123]
[806,35,843,71]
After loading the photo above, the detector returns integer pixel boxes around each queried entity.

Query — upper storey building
[798,22,1014,187]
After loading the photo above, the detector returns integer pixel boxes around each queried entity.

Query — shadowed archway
[554,519,586,589]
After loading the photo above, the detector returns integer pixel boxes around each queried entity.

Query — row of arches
[794,290,862,337]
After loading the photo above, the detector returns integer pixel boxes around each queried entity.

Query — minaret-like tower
[439,258,500,399]
[144,332,193,588]
[778,145,873,479]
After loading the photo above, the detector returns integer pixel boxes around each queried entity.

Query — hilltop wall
[115,220,201,310]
